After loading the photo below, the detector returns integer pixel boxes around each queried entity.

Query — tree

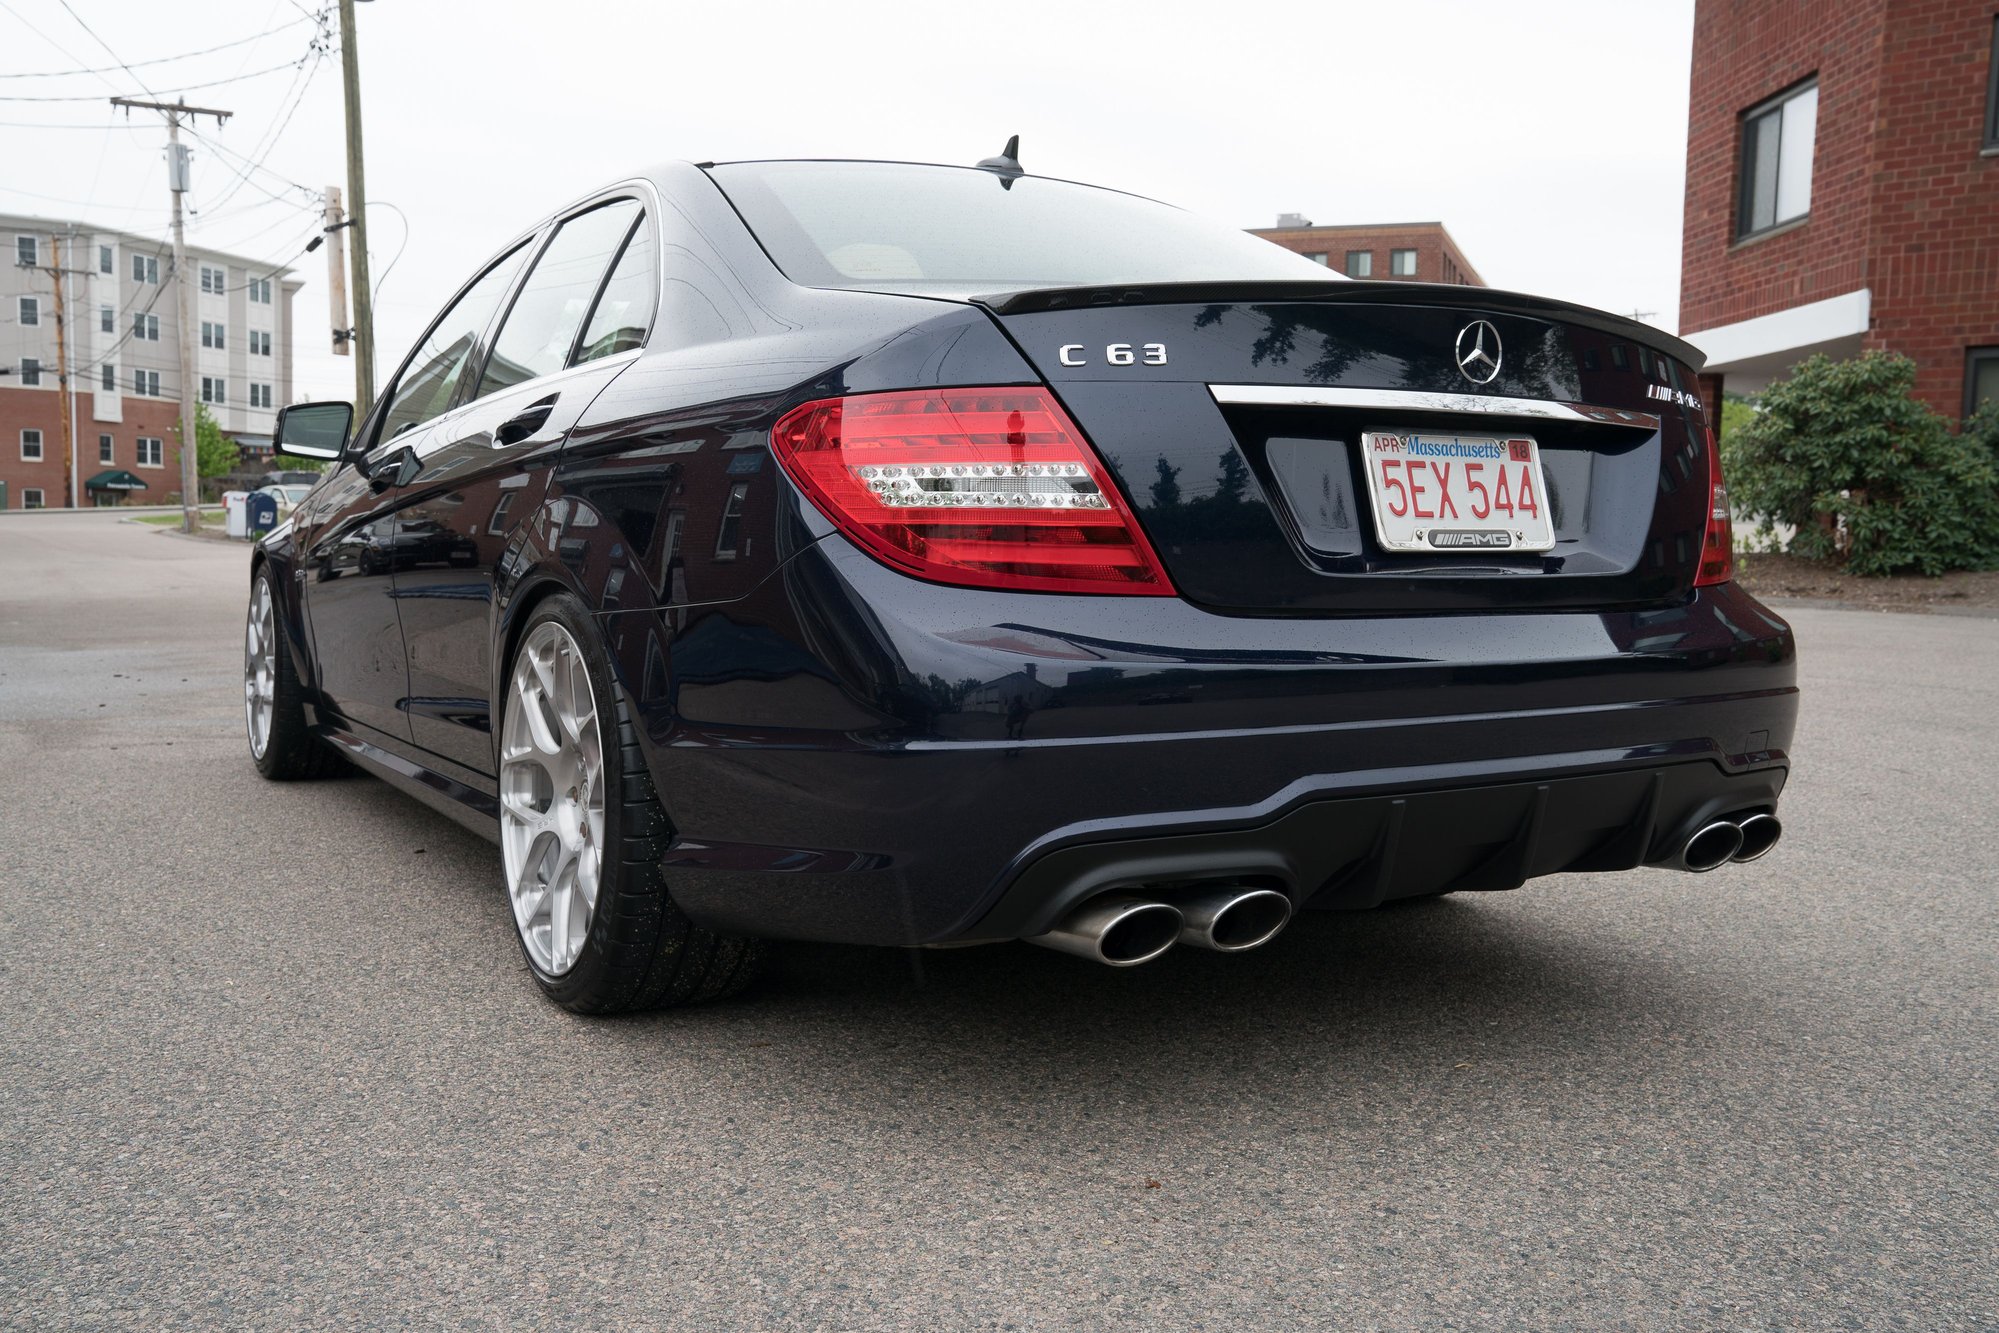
[1149,457,1183,509]
[1726,351,1999,576]
[184,403,240,480]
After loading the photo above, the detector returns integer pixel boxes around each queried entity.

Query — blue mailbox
[245,491,279,536]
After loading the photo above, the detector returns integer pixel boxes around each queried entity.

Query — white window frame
[99,304,113,334]
[21,428,44,461]
[201,321,225,350]
[98,244,112,275]
[248,277,271,304]
[1390,249,1418,277]
[200,265,226,294]
[15,235,37,268]
[1344,250,1372,278]
[250,382,274,409]
[100,363,115,391]
[98,433,114,464]
[19,296,38,326]
[250,329,273,357]
[22,488,46,509]
[134,312,160,342]
[19,358,40,386]
[134,369,160,397]
[200,376,226,405]
[136,437,163,468]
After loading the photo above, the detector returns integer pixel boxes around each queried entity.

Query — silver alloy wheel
[499,621,606,976]
[244,576,275,759]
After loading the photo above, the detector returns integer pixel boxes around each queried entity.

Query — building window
[98,433,114,464]
[98,244,112,274]
[250,383,273,409]
[100,363,114,391]
[1344,250,1373,278]
[1987,19,1999,150]
[1390,249,1418,277]
[136,437,162,467]
[249,329,272,356]
[201,376,226,405]
[134,312,159,341]
[1303,252,1328,265]
[19,296,39,326]
[1738,79,1818,238]
[19,358,39,386]
[21,429,43,461]
[131,253,159,284]
[200,265,225,294]
[134,369,160,397]
[1967,347,1999,419]
[22,488,44,509]
[15,235,37,268]
[99,304,113,334]
[248,277,271,304]
[714,482,749,558]
[201,321,225,350]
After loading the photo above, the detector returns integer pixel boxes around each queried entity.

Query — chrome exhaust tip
[1731,812,1783,863]
[1176,886,1294,953]
[1680,819,1745,873]
[1028,895,1183,967]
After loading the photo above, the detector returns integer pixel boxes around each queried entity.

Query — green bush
[1722,351,1999,576]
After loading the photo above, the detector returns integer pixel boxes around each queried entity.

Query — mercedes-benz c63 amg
[246,150,1797,1012]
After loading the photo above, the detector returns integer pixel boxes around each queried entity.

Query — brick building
[2,214,301,509]
[1679,0,1999,422]
[1249,216,1485,286]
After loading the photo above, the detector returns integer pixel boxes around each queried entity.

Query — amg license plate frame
[1359,429,1556,554]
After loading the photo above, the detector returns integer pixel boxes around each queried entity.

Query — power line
[0,16,310,79]
[0,57,303,102]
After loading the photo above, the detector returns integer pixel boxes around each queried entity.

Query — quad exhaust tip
[1176,886,1294,953]
[1028,894,1184,967]
[1677,810,1784,872]
[1679,819,1745,873]
[1732,812,1783,863]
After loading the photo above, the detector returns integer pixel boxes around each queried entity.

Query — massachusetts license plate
[1360,430,1555,553]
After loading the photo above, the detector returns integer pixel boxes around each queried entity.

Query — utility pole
[112,97,231,534]
[23,232,92,507]
[322,186,351,358]
[337,0,374,414]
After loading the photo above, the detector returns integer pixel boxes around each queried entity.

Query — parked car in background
[254,483,314,516]
[243,153,1798,1015]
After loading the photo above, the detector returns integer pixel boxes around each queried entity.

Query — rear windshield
[708,160,1342,294]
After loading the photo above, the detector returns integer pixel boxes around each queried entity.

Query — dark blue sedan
[246,152,1796,1011]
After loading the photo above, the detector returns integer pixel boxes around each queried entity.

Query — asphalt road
[1,511,1994,1331]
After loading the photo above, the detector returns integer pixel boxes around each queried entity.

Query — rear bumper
[604,538,1798,947]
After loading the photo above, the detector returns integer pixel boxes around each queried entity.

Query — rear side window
[379,243,531,441]
[576,220,656,363]
[709,160,1341,293]
[480,200,641,396]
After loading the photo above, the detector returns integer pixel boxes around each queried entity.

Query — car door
[393,197,654,774]
[299,239,535,746]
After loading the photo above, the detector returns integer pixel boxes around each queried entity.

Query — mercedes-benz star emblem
[1454,320,1503,385]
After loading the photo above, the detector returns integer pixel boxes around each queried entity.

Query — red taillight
[1695,422,1734,587]
[769,388,1176,596]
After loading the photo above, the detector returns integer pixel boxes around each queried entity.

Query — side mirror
[273,401,354,460]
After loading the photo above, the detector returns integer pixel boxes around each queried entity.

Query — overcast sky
[1,0,1696,404]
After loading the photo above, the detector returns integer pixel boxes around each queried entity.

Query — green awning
[84,469,148,491]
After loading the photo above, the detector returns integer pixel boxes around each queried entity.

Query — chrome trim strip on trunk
[1207,384,1661,430]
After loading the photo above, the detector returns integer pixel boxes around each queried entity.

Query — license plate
[1359,430,1555,553]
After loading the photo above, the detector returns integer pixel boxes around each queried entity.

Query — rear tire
[498,593,763,1013]
[245,564,344,781]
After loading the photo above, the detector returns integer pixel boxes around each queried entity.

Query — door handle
[495,394,560,447]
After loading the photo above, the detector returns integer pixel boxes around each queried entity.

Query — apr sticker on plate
[1360,431,1555,554]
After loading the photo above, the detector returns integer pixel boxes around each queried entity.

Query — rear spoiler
[972,280,1705,372]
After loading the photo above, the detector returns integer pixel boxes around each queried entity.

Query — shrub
[1722,351,1999,577]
